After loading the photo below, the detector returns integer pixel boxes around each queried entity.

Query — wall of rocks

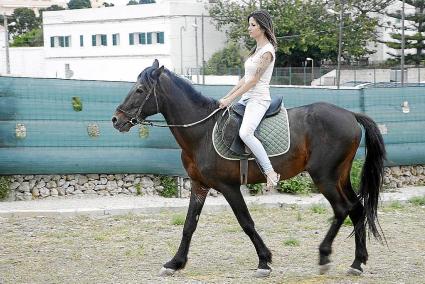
[4,165,425,201]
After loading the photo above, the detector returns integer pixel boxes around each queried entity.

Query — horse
[112,60,386,277]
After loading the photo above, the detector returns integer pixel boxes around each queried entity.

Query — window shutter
[65,36,69,47]
[158,32,164,44]
[129,33,134,45]
[50,37,55,47]
[59,36,64,47]
[140,33,146,44]
[80,35,84,47]
[147,32,152,44]
[92,35,96,46]
[112,34,116,45]
[101,34,107,46]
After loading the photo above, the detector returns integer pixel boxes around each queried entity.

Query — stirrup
[266,173,280,191]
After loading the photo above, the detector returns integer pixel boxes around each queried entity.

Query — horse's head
[112,59,165,132]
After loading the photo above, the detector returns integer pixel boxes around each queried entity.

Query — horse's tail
[354,112,386,242]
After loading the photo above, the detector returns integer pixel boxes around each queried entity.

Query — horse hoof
[319,263,332,275]
[347,267,363,276]
[254,268,271,278]
[159,267,176,277]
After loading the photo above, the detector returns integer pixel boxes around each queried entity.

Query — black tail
[354,112,386,242]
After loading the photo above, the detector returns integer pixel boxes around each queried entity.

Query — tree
[7,8,41,37]
[205,43,247,75]
[384,0,425,65]
[103,2,115,7]
[127,0,139,4]
[208,0,392,66]
[11,28,43,47]
[67,0,91,9]
[139,0,155,3]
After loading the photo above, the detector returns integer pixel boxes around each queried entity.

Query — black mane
[164,69,217,109]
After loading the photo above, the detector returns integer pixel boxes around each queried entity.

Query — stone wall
[4,165,425,201]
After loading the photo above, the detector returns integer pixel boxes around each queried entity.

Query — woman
[219,10,280,190]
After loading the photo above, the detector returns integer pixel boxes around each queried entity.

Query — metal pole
[3,13,10,74]
[201,14,205,85]
[401,0,405,86]
[180,26,185,75]
[337,0,344,89]
[194,18,199,84]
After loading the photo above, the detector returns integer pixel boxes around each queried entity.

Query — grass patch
[409,196,425,206]
[171,214,185,226]
[284,238,300,246]
[0,176,11,200]
[350,159,364,193]
[246,183,263,195]
[388,201,404,210]
[310,204,327,214]
[135,183,142,196]
[343,217,353,226]
[159,176,178,198]
[278,174,317,195]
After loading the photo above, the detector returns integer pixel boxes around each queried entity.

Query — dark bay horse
[112,60,386,277]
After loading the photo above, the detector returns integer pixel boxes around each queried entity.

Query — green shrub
[350,159,364,192]
[171,214,185,225]
[0,176,11,200]
[310,204,327,214]
[409,196,425,206]
[246,183,263,195]
[72,96,83,111]
[278,174,316,195]
[159,176,178,198]
[283,238,300,246]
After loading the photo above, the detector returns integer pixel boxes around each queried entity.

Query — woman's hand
[219,97,232,109]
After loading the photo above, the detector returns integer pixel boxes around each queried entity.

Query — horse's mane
[163,69,217,109]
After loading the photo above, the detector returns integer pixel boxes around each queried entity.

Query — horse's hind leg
[218,183,272,277]
[310,172,350,274]
[345,180,368,275]
[160,180,208,276]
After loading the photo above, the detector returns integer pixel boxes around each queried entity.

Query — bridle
[117,77,160,126]
[116,76,221,128]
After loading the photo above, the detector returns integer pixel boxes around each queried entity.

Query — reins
[117,77,222,128]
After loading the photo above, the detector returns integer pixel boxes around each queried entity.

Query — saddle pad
[212,107,290,161]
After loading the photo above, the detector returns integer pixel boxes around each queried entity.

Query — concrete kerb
[0,186,424,218]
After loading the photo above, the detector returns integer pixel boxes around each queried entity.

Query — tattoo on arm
[254,52,273,79]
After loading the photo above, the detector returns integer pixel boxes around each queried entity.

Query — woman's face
[248,17,264,39]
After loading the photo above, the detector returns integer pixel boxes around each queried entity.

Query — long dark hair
[247,10,277,56]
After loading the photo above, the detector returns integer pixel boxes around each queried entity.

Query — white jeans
[238,98,274,174]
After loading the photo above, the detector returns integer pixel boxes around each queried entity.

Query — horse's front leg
[218,183,273,277]
[160,180,208,276]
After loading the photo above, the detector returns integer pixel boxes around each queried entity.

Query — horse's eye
[130,118,138,125]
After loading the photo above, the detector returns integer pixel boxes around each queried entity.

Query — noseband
[117,78,159,126]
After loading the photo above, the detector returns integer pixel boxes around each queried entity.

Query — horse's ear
[152,59,159,68]
[152,65,164,80]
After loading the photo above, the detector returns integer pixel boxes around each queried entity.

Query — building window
[112,33,120,46]
[50,36,71,48]
[156,32,164,44]
[147,32,152,44]
[129,32,164,45]
[92,34,107,46]
[80,35,84,47]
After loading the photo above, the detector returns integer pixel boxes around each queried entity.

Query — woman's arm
[222,76,245,99]
[219,52,273,108]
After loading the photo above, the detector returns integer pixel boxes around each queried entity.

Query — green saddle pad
[212,107,290,161]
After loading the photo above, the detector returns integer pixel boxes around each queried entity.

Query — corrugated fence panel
[1,76,425,175]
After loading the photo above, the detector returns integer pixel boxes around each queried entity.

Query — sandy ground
[0,202,424,283]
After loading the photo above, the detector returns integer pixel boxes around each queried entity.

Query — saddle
[220,96,283,156]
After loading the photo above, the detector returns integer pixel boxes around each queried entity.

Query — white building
[41,0,226,81]
[368,1,417,63]
[0,0,227,81]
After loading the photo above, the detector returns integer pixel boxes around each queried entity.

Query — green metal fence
[0,76,424,175]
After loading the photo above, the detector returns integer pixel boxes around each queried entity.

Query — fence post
[303,65,306,86]
[289,66,292,85]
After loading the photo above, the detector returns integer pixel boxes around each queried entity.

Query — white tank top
[242,42,275,101]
